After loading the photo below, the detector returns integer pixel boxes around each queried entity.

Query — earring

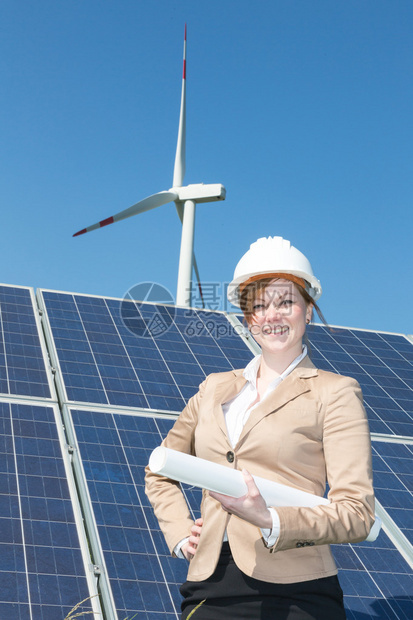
[306,318,311,324]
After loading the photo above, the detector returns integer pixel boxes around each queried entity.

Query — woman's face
[248,279,312,359]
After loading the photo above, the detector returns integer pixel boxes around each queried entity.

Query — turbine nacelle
[172,183,226,203]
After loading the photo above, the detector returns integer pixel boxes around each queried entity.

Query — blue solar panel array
[68,407,413,619]
[68,408,201,619]
[39,292,413,432]
[1,285,413,619]
[308,324,413,436]
[38,291,253,410]
[0,400,93,619]
[0,286,52,400]
[333,534,413,619]
[371,440,413,545]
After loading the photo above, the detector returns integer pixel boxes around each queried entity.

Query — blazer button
[309,542,315,546]
[226,451,235,463]
[296,542,304,548]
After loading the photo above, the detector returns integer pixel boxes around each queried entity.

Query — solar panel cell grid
[38,290,413,440]
[40,292,255,410]
[0,287,51,400]
[0,401,92,619]
[307,325,413,437]
[2,288,405,618]
[372,441,413,545]
[69,409,202,618]
[68,408,413,619]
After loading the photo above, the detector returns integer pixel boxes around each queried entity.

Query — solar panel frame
[65,406,413,619]
[62,403,183,620]
[303,323,413,437]
[234,315,413,437]
[30,288,413,617]
[37,289,255,412]
[0,396,101,619]
[0,284,56,402]
[371,438,413,551]
[333,534,413,619]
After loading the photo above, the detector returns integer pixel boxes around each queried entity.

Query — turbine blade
[174,202,204,307]
[174,201,184,223]
[73,190,178,237]
[172,24,187,188]
[192,254,205,309]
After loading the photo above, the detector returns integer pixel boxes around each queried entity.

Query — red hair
[240,276,327,327]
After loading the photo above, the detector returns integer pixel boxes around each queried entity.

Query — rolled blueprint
[149,446,381,542]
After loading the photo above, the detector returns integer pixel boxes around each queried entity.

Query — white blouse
[223,346,308,446]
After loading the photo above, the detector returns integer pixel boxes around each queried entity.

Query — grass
[186,599,206,618]
[64,594,203,619]
[64,595,99,619]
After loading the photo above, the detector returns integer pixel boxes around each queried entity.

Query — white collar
[243,345,308,390]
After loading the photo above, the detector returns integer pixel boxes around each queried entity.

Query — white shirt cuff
[174,537,190,559]
[260,508,280,547]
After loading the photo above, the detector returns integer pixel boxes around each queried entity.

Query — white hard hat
[227,236,322,308]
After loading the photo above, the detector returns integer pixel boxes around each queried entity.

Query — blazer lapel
[212,370,247,441]
[236,357,318,447]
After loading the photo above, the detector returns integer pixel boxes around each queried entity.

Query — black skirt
[180,543,346,620]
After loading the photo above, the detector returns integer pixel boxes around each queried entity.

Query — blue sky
[1,0,412,335]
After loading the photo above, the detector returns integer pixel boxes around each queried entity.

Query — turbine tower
[73,25,226,307]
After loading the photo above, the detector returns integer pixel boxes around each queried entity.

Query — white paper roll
[148,446,381,542]
[149,446,329,508]
[149,445,248,498]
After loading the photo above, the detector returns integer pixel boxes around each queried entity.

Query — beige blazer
[145,356,375,584]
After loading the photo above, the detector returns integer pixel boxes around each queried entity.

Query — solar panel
[307,324,413,436]
[372,440,413,545]
[0,399,98,619]
[0,286,409,618]
[66,408,413,619]
[67,407,189,619]
[40,291,413,433]
[333,535,413,619]
[0,285,53,400]
[38,291,254,410]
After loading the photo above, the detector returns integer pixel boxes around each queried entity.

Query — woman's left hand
[209,469,272,529]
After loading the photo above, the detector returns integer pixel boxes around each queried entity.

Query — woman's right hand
[181,518,203,561]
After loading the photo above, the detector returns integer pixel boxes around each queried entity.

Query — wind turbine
[73,25,226,307]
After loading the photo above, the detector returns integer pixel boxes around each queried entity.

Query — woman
[145,236,375,620]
